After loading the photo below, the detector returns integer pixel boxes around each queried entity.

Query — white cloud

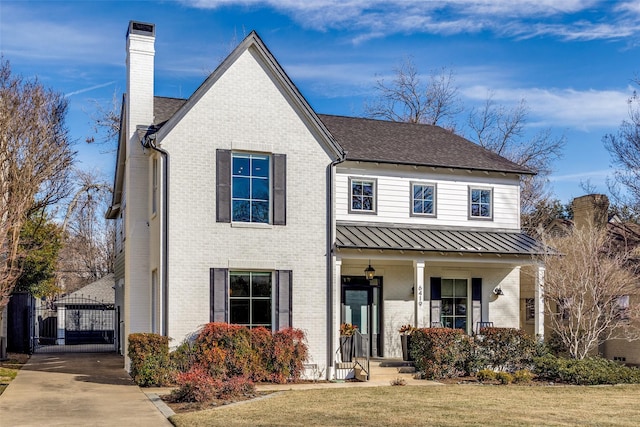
[181,0,636,42]
[65,81,117,98]
[462,85,630,130]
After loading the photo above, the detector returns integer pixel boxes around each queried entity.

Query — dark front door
[341,276,382,357]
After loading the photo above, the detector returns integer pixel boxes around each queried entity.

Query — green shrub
[476,369,496,381]
[495,371,513,385]
[411,328,473,379]
[533,354,640,385]
[513,369,534,384]
[475,328,538,372]
[128,333,173,386]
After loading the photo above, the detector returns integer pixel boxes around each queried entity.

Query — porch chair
[475,321,494,335]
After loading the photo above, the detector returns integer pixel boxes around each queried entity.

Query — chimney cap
[127,21,155,38]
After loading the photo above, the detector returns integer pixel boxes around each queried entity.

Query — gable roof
[318,114,532,174]
[151,31,344,159]
[149,98,533,174]
[56,274,115,306]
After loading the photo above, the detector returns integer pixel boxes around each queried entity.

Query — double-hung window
[469,187,492,219]
[232,153,270,223]
[411,182,436,216]
[350,177,376,214]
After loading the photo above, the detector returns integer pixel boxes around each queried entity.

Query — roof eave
[343,157,535,176]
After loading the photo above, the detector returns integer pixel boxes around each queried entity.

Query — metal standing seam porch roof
[335,224,545,256]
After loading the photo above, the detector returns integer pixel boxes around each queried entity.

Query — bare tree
[85,89,121,146]
[536,220,640,359]
[604,78,640,213]
[0,58,75,310]
[366,60,565,230]
[57,170,114,293]
[364,57,462,130]
[468,95,565,231]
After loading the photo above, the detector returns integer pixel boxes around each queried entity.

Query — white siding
[336,163,521,230]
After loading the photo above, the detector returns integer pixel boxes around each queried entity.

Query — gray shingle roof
[336,224,545,255]
[56,274,115,305]
[318,114,532,174]
[152,97,531,174]
[154,97,187,127]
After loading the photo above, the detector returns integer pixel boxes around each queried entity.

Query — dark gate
[32,295,117,353]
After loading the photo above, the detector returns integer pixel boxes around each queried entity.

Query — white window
[616,295,630,321]
[229,271,273,329]
[411,182,436,216]
[469,187,492,219]
[349,177,377,214]
[232,153,270,223]
[525,298,535,322]
[440,279,468,331]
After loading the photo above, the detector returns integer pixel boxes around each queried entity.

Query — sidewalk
[0,353,171,427]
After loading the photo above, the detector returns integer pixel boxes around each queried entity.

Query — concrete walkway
[0,353,171,427]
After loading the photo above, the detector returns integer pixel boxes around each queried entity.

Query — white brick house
[108,21,546,377]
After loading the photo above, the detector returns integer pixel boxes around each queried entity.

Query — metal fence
[32,295,117,354]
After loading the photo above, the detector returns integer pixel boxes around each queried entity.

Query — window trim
[468,186,493,220]
[410,181,437,217]
[348,177,378,215]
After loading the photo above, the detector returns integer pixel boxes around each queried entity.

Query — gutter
[326,153,346,379]
[142,131,170,337]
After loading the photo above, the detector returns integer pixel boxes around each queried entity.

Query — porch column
[413,260,425,328]
[57,306,66,345]
[329,258,342,379]
[535,264,545,340]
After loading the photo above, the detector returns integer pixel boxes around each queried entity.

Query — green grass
[0,354,28,396]
[170,384,640,426]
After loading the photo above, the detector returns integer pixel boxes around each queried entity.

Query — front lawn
[169,384,640,426]
[0,353,29,395]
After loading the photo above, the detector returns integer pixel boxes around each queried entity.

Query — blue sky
[1,0,639,205]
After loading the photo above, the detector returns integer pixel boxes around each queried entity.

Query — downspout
[326,153,345,379]
[142,131,170,337]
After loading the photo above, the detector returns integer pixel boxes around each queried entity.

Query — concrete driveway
[0,353,171,427]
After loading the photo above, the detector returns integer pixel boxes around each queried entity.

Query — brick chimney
[126,21,155,141]
[572,194,609,229]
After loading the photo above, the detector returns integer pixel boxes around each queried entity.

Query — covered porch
[330,224,546,378]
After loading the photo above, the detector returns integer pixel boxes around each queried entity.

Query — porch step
[368,360,420,384]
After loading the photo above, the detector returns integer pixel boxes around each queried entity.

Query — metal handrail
[352,329,370,381]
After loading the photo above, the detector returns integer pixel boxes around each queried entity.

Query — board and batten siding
[335,165,521,229]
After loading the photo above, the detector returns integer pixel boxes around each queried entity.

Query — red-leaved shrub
[177,323,309,384]
[170,365,218,403]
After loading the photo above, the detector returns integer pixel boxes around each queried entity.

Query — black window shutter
[272,154,286,225]
[472,278,482,301]
[216,149,231,223]
[430,277,442,326]
[275,270,292,329]
[430,277,441,300]
[210,268,228,322]
[471,278,482,330]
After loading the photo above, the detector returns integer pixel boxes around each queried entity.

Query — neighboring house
[530,194,640,365]
[107,21,546,377]
[52,274,116,346]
